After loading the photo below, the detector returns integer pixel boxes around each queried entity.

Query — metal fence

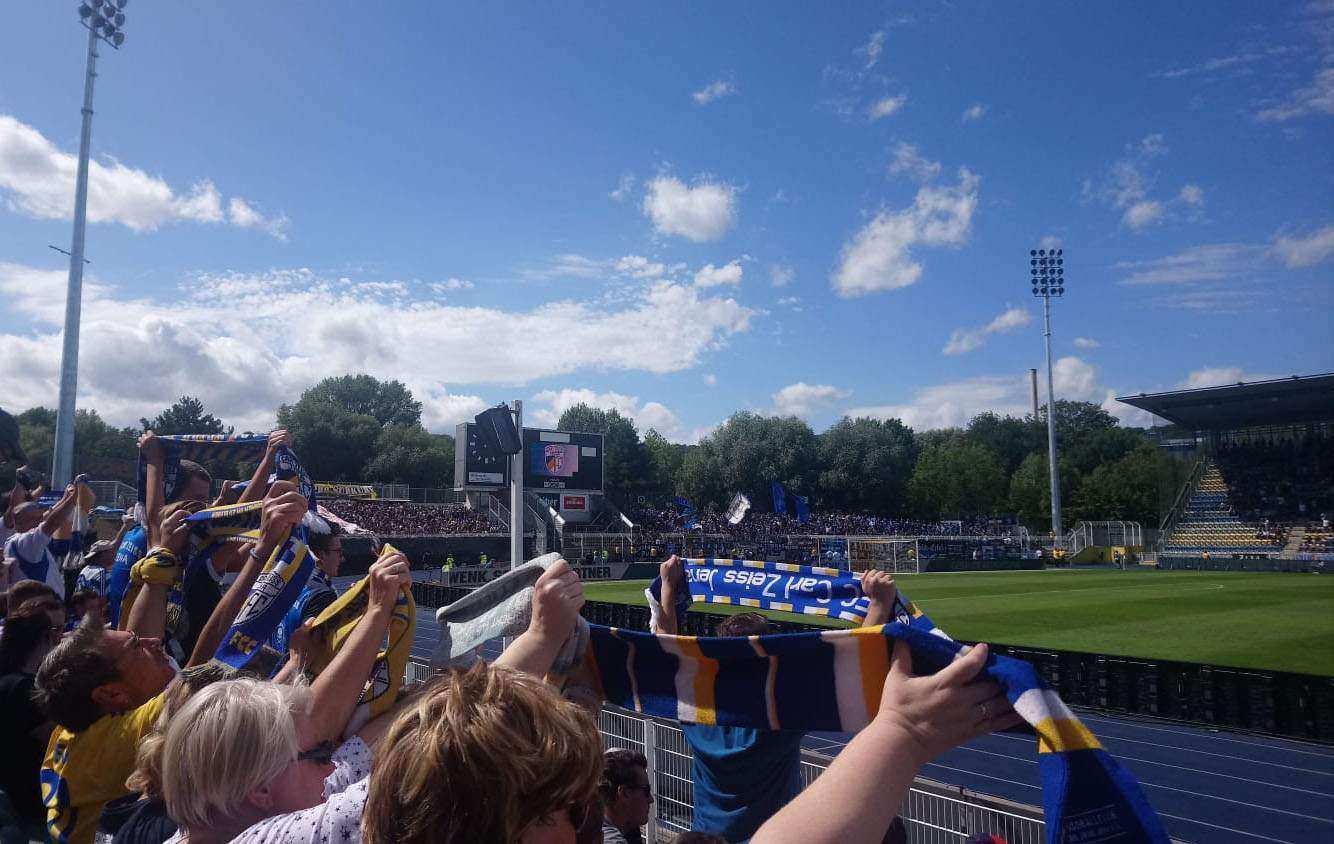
[405,659,1044,843]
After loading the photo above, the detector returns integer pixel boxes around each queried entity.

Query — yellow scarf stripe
[117,548,183,631]
[674,636,719,726]
[1035,716,1103,754]
[851,625,891,724]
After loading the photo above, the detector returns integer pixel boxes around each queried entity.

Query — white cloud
[420,391,488,432]
[1123,200,1165,230]
[1256,67,1334,121]
[1073,336,1100,349]
[776,296,802,310]
[1177,184,1205,207]
[1181,367,1282,389]
[769,264,794,288]
[847,355,1143,430]
[0,114,287,238]
[429,277,475,295]
[1137,133,1169,157]
[703,374,717,387]
[1116,243,1264,284]
[832,168,980,297]
[1039,234,1063,250]
[961,104,988,122]
[1273,223,1334,267]
[772,383,851,418]
[616,255,668,279]
[942,306,1031,355]
[1150,288,1264,313]
[642,175,738,242]
[693,260,744,288]
[868,95,908,120]
[0,262,753,433]
[858,31,886,69]
[692,80,737,105]
[528,388,685,440]
[610,173,636,202]
[887,142,941,182]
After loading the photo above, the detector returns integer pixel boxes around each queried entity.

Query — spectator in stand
[1,580,64,634]
[269,524,344,655]
[107,433,214,627]
[0,600,61,834]
[67,589,105,630]
[652,557,899,842]
[34,483,307,844]
[2,479,86,599]
[362,664,603,844]
[322,498,495,536]
[600,748,652,844]
[77,535,123,599]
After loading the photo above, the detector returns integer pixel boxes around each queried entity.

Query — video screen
[530,442,579,478]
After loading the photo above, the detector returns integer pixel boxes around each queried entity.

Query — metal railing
[84,479,135,509]
[403,659,1045,843]
[1156,456,1207,550]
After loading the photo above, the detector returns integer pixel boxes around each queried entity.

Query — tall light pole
[509,399,524,569]
[1030,247,1065,543]
[51,0,128,486]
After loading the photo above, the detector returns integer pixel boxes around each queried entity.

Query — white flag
[725,492,752,526]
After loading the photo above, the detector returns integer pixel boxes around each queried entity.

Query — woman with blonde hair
[362,663,604,844]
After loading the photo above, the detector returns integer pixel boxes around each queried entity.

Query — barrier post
[643,717,659,843]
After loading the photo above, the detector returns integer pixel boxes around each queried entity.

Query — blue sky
[1,1,1331,441]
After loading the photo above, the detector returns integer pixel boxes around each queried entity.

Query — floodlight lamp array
[1029,247,1066,297]
[78,0,127,47]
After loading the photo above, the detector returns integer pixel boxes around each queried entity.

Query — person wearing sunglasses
[599,748,653,844]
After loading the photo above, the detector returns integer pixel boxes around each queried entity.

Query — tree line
[1,373,1188,528]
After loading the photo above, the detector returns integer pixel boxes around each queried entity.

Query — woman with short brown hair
[362,663,603,844]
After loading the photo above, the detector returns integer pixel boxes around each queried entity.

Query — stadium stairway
[1161,462,1277,556]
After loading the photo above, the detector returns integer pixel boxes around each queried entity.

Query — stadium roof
[1116,373,1334,430]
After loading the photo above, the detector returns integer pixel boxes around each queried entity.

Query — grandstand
[1117,373,1334,563]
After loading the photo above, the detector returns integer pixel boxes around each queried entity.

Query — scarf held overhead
[616,559,1167,844]
[307,543,416,733]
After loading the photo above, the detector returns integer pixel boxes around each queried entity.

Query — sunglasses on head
[296,740,337,765]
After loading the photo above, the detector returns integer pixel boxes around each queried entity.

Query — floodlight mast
[1030,248,1066,546]
[52,1,128,486]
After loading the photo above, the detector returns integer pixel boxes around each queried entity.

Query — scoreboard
[455,423,605,493]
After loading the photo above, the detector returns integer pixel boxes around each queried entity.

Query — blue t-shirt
[683,725,804,843]
[106,525,147,627]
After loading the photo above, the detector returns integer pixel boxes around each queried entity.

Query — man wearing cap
[75,515,133,598]
[2,480,84,598]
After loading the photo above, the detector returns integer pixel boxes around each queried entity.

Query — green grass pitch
[583,569,1334,676]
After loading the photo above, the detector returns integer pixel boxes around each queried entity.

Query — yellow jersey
[41,691,167,844]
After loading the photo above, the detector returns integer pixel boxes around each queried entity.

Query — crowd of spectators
[1215,436,1334,526]
[630,506,1005,544]
[322,499,495,536]
[0,415,1023,844]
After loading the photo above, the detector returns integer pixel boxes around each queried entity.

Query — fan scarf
[613,558,1168,844]
[306,544,417,733]
[135,434,267,505]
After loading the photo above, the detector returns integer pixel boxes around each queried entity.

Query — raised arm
[185,481,306,667]
[860,569,897,628]
[752,642,1021,844]
[139,431,166,547]
[492,558,585,677]
[236,429,291,505]
[306,549,412,743]
[124,506,193,639]
[38,480,82,536]
[651,555,684,635]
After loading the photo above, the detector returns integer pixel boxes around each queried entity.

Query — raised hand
[873,641,1022,767]
[529,558,585,644]
[259,480,307,542]
[367,550,412,612]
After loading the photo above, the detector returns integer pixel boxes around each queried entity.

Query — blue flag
[771,481,787,515]
[673,496,703,531]
[793,493,810,524]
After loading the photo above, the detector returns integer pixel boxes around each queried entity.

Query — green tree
[556,404,650,504]
[643,428,685,499]
[679,412,818,510]
[295,375,422,428]
[1008,452,1081,529]
[816,416,917,514]
[0,407,137,486]
[907,439,1007,520]
[277,399,381,481]
[140,396,232,436]
[364,425,455,488]
[1069,444,1168,524]
[965,412,1040,476]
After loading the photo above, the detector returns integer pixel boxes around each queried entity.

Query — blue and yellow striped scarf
[615,559,1168,843]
